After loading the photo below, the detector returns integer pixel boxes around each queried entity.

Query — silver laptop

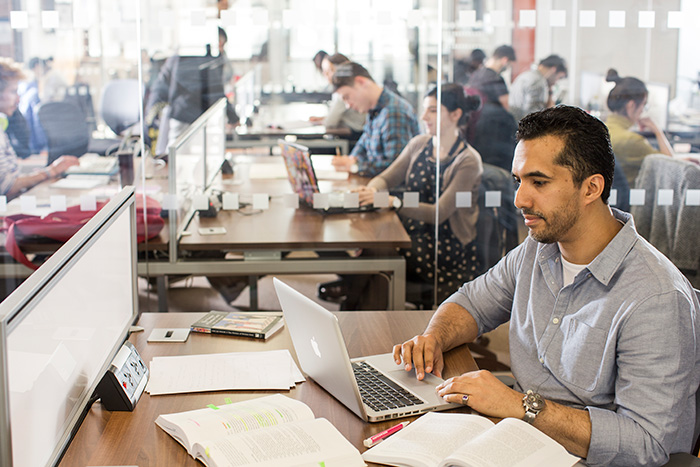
[273,278,457,422]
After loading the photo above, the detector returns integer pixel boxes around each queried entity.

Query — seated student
[604,68,674,186]
[392,105,700,466]
[0,58,78,197]
[355,83,483,303]
[330,61,420,177]
[308,53,366,137]
[509,54,568,122]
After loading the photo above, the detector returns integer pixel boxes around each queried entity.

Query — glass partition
[1,0,697,314]
[436,0,700,314]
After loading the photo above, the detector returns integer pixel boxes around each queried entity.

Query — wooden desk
[229,102,352,154]
[58,311,477,467]
[148,156,411,310]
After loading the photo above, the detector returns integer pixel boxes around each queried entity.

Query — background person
[330,61,420,177]
[356,83,483,302]
[509,54,568,121]
[0,58,77,197]
[467,45,515,110]
[604,68,674,185]
[308,53,366,137]
[393,105,699,466]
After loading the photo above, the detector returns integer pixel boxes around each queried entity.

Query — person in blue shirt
[393,105,700,466]
[330,61,420,177]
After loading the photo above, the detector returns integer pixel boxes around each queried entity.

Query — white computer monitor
[0,187,138,467]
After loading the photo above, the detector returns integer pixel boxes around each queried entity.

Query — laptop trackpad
[362,353,446,402]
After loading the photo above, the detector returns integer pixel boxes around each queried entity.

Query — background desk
[58,311,478,467]
[229,102,352,154]
[148,156,411,310]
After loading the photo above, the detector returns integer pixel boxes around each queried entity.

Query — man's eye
[533,180,546,187]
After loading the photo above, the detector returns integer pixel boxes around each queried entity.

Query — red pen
[363,421,410,448]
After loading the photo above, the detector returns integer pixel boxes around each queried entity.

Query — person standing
[467,45,516,110]
[509,54,568,121]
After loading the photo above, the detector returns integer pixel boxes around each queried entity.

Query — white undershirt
[561,256,588,287]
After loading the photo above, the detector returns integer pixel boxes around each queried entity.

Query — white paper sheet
[146,349,304,396]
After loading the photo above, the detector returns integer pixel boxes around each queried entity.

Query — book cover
[191,311,284,339]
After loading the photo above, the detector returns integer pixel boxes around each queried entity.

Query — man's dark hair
[516,105,615,204]
[493,45,516,62]
[218,26,228,43]
[539,54,567,75]
[331,61,374,91]
[313,50,328,71]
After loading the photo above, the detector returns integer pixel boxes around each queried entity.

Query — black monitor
[0,187,138,466]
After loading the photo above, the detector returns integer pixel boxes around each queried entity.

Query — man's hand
[392,333,444,380]
[50,155,80,177]
[436,370,524,419]
[331,155,356,172]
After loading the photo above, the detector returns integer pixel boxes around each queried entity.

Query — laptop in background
[278,139,374,214]
[274,278,457,422]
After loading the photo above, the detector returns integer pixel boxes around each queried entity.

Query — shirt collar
[537,208,638,286]
[369,88,391,120]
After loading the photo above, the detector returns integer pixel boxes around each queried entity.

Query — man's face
[0,80,19,116]
[547,70,566,86]
[512,135,584,244]
[335,79,372,113]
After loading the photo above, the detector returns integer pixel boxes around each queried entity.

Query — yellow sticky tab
[225,397,232,404]
[207,404,219,410]
[318,463,325,467]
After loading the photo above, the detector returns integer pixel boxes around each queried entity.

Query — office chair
[63,83,97,133]
[38,101,90,164]
[100,79,141,136]
[631,155,700,288]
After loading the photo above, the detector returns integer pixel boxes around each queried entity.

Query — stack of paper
[146,349,304,396]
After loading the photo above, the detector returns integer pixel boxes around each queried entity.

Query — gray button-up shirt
[445,209,700,466]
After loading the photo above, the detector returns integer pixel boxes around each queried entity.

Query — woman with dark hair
[309,53,366,135]
[356,83,484,301]
[605,68,673,184]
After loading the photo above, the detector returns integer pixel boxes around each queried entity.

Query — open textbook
[155,394,365,467]
[362,412,579,467]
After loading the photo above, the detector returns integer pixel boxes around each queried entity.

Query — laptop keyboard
[353,361,423,412]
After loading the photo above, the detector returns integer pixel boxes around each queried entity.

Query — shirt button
[552,317,560,324]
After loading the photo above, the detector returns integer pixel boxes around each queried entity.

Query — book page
[362,412,494,467]
[155,394,314,454]
[194,418,364,467]
[440,417,579,467]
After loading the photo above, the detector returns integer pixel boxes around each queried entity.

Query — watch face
[526,392,545,411]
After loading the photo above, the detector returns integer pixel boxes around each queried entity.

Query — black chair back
[37,102,89,164]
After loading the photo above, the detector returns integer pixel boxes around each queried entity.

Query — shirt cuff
[585,406,620,466]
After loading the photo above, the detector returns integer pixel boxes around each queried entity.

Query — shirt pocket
[554,318,608,392]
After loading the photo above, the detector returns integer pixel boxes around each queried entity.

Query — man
[509,54,568,121]
[467,44,515,110]
[331,61,420,177]
[393,105,700,466]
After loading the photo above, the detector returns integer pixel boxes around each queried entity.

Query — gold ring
[461,394,469,404]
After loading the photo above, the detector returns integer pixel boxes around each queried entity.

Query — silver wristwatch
[522,390,545,424]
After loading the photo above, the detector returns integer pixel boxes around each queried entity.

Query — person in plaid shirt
[331,61,420,177]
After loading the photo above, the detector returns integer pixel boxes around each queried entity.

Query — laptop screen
[278,140,319,206]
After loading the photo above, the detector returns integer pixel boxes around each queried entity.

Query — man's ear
[354,76,370,88]
[583,173,605,205]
